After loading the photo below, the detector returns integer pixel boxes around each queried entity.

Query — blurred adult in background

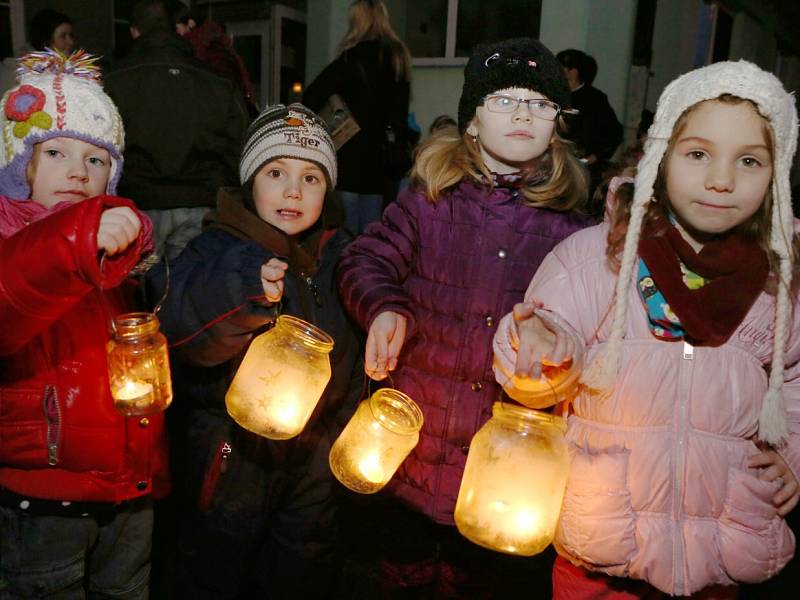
[168,1,259,117]
[304,0,412,234]
[105,0,249,261]
[30,9,74,53]
[557,48,622,203]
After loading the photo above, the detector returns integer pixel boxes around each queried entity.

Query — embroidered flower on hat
[4,84,52,139]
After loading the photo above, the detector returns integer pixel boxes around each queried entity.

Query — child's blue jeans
[0,497,153,599]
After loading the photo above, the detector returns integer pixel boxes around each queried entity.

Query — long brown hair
[606,95,796,279]
[339,0,411,83]
[410,120,587,211]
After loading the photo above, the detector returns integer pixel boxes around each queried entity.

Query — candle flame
[271,401,300,428]
[514,508,541,534]
[114,379,153,401]
[357,452,385,484]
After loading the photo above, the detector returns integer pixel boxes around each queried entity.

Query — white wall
[645,0,703,110]
[306,0,344,83]
[408,66,463,136]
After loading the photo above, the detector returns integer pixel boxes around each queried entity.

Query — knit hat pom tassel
[580,338,622,394]
[758,386,788,447]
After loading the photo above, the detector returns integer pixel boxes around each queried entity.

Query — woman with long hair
[304,0,412,233]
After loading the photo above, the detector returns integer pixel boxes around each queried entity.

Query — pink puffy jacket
[494,224,799,596]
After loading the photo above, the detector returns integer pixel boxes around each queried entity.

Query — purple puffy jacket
[338,178,592,523]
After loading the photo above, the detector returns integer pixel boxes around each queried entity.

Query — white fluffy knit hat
[240,103,337,189]
[0,50,124,199]
[582,60,798,446]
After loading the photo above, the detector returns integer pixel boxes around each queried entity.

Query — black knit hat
[457,37,571,133]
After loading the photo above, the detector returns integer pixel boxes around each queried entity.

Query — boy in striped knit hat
[146,103,363,598]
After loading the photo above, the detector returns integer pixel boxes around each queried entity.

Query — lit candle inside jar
[491,500,542,537]
[113,380,154,403]
[266,396,303,431]
[357,451,385,484]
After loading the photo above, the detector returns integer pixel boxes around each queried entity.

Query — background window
[398,0,542,62]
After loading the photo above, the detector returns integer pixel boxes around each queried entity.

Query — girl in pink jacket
[494,60,800,598]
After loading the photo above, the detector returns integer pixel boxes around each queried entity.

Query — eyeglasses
[481,94,562,121]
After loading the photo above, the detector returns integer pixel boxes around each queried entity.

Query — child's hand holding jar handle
[366,311,407,380]
[97,207,141,256]
[260,258,288,304]
[512,302,577,380]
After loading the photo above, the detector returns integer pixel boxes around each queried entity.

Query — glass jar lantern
[226,315,334,440]
[454,402,569,556]
[107,312,173,416]
[329,388,423,494]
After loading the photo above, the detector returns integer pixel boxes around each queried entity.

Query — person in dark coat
[105,0,249,261]
[168,1,259,118]
[337,37,592,598]
[303,0,412,233]
[147,103,363,599]
[557,49,623,206]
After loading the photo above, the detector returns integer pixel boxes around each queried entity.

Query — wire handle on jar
[99,250,169,334]
[366,370,396,400]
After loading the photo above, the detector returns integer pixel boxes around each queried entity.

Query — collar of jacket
[203,187,324,276]
[128,31,194,59]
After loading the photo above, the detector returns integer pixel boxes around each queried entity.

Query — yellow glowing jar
[106,312,173,416]
[226,315,334,440]
[454,403,569,556]
[329,388,423,494]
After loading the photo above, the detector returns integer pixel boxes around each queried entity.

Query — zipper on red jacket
[43,384,61,466]
[198,441,231,512]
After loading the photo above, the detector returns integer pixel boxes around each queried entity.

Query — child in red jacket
[0,50,167,599]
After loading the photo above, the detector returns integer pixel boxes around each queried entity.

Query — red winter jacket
[0,195,170,503]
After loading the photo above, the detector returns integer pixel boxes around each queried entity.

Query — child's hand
[97,207,142,256]
[749,450,800,516]
[513,302,576,379]
[260,258,289,303]
[365,311,407,380]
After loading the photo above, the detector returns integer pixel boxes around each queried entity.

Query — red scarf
[638,221,768,346]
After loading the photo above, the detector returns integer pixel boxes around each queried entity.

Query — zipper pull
[220,442,232,473]
[682,341,694,360]
[304,275,322,306]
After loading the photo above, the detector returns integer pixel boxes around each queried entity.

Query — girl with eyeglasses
[336,37,591,597]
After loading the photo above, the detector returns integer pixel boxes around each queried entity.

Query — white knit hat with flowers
[0,49,124,199]
[581,60,798,446]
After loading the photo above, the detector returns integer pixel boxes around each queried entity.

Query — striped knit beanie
[240,103,337,188]
[0,49,124,199]
[581,60,798,446]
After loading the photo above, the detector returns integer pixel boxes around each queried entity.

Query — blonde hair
[410,121,587,211]
[339,0,411,83]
